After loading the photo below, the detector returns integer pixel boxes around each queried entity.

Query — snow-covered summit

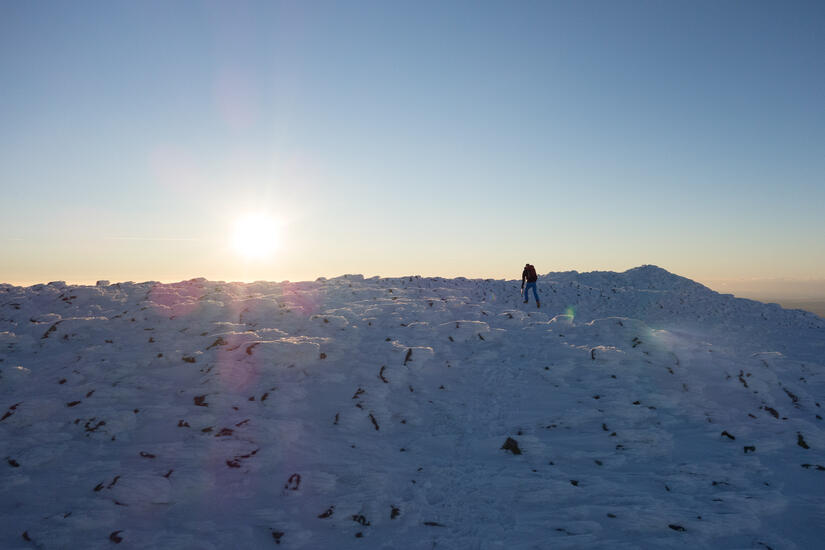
[618,264,707,290]
[552,264,703,291]
[1,267,823,548]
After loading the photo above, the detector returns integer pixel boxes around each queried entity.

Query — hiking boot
[536,301,541,308]
[523,300,528,304]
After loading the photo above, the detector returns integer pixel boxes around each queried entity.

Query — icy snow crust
[1,265,824,549]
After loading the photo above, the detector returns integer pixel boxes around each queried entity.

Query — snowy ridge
[1,267,824,549]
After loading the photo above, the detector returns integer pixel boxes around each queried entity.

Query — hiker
[521,263,540,308]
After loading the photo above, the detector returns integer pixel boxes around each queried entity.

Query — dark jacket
[522,265,538,287]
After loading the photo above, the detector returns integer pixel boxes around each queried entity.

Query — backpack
[525,264,537,282]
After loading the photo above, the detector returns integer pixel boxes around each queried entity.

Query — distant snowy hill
[1,266,824,549]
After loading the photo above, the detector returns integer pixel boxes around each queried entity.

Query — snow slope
[1,266,824,549]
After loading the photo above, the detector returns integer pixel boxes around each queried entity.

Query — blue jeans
[523,282,539,303]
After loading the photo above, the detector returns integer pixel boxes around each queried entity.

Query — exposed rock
[501,437,522,455]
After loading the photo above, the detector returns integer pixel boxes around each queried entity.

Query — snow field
[1,267,824,549]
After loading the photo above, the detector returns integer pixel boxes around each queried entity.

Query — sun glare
[231,214,280,260]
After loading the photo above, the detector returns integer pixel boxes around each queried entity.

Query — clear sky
[2,0,824,290]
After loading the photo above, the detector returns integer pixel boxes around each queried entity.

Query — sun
[230,214,280,260]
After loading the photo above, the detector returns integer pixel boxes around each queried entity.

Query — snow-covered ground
[1,265,824,549]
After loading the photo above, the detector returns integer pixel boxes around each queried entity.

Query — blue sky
[1,1,824,288]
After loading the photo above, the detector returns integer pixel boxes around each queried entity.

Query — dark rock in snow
[285,473,301,491]
[352,514,370,526]
[501,437,522,455]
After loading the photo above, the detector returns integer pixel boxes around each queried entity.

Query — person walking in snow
[521,263,540,308]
